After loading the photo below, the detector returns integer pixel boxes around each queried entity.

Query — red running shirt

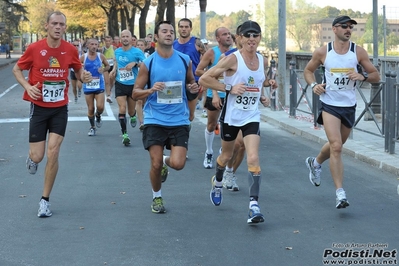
[17,39,82,108]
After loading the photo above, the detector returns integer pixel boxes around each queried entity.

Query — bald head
[120,30,132,47]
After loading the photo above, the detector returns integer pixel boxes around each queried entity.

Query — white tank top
[322,41,358,107]
[221,51,265,127]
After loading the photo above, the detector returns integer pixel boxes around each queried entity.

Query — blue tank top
[173,36,201,82]
[114,46,145,85]
[82,52,105,92]
[206,46,226,98]
[143,50,190,126]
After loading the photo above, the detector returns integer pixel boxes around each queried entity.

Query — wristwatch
[225,84,232,91]
[310,82,318,89]
[361,72,368,81]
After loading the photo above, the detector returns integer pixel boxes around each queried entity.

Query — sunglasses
[242,32,260,38]
[73,45,79,47]
[335,24,354,30]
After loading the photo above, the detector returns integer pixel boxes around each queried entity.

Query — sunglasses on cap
[335,24,354,30]
[241,32,260,38]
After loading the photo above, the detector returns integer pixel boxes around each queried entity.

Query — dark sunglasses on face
[335,24,354,30]
[241,32,260,38]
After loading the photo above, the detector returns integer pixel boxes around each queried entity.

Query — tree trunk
[109,7,119,37]
[166,0,175,33]
[139,0,151,38]
[155,0,167,26]
[120,8,127,32]
[129,6,137,35]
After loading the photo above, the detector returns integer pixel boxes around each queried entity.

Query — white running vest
[222,51,265,127]
[322,41,358,107]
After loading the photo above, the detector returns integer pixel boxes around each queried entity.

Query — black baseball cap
[332,16,357,26]
[240,20,261,34]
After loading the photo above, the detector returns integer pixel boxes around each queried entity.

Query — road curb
[0,58,18,69]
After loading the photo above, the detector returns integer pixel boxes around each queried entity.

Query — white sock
[225,166,233,172]
[163,155,168,166]
[313,158,321,167]
[204,128,214,154]
[153,190,162,199]
[215,181,223,187]
[249,200,258,208]
[336,188,344,195]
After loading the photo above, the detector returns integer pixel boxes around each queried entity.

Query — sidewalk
[0,52,21,68]
[260,91,399,176]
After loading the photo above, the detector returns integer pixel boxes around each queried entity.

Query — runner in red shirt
[12,11,92,218]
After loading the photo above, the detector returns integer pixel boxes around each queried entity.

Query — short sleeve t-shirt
[17,39,82,107]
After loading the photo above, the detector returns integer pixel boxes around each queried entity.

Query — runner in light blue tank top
[143,50,191,126]
[132,21,199,214]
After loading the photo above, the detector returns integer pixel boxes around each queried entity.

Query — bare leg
[42,133,64,197]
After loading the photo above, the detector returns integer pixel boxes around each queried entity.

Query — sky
[175,0,396,17]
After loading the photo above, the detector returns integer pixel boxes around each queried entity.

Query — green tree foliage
[20,0,57,38]
[254,0,278,51]
[286,0,319,51]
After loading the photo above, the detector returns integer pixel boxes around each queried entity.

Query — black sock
[250,196,258,202]
[119,113,127,134]
[41,196,49,202]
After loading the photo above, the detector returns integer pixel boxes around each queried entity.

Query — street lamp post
[6,6,11,59]
[29,22,32,44]
[185,0,187,18]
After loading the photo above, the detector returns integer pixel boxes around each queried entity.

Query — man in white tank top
[199,20,277,224]
[304,15,380,209]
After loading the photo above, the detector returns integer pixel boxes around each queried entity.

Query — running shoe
[78,89,82,97]
[26,156,38,175]
[161,157,168,183]
[210,176,223,206]
[151,197,166,213]
[139,123,144,132]
[88,127,96,136]
[38,199,52,217]
[122,133,130,145]
[223,171,239,191]
[214,123,220,135]
[201,110,208,118]
[230,175,239,191]
[95,115,102,128]
[130,116,137,128]
[106,96,113,103]
[336,190,350,209]
[223,170,233,189]
[247,204,264,224]
[305,157,321,186]
[203,153,213,169]
[74,97,78,103]
[196,102,201,110]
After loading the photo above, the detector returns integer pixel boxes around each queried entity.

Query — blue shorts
[317,102,356,128]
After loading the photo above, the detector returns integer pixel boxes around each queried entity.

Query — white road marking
[0,87,116,124]
[0,84,18,99]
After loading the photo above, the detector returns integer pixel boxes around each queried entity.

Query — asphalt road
[0,63,398,266]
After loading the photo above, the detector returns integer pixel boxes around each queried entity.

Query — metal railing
[287,61,399,154]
